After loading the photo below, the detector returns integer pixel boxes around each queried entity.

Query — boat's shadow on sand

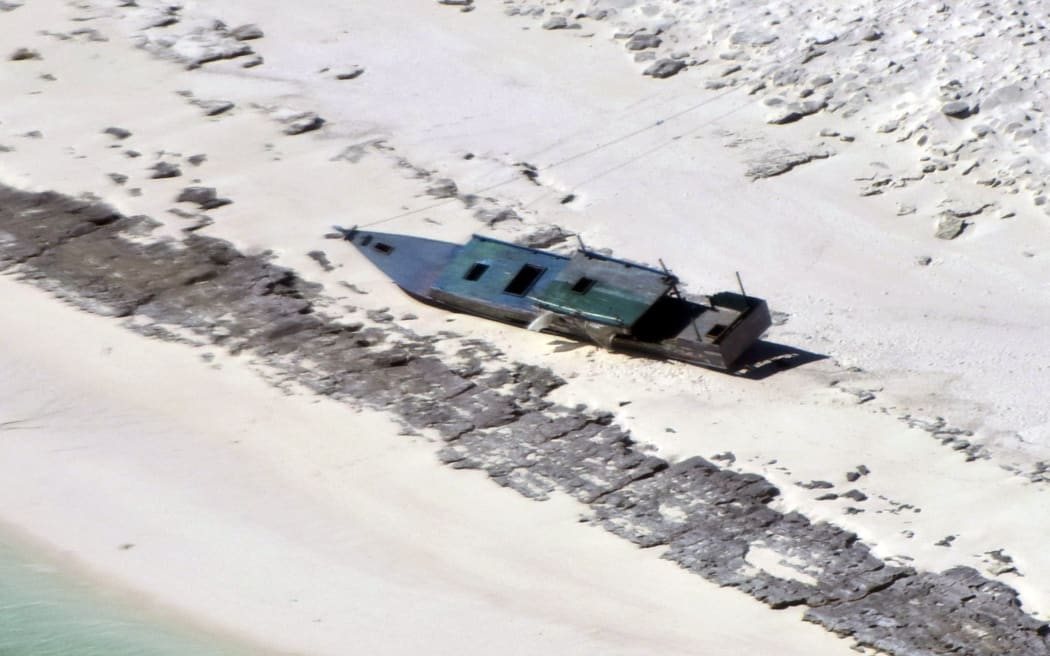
[730,341,828,380]
[548,339,826,379]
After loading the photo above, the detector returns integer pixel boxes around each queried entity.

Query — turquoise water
[0,538,256,656]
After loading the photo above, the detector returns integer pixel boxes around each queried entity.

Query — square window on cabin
[464,263,490,281]
[571,277,596,294]
[373,242,394,254]
[503,264,546,296]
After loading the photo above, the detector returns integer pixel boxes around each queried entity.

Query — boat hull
[340,227,771,371]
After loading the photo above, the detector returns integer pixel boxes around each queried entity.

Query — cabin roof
[530,250,676,327]
[432,235,569,311]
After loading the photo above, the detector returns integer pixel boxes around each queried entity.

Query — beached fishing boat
[336,227,771,370]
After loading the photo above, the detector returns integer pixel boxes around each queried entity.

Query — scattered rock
[9,47,41,61]
[542,16,570,30]
[626,33,661,50]
[799,480,835,490]
[842,489,868,502]
[281,112,325,135]
[643,59,686,79]
[229,24,264,41]
[474,207,521,225]
[108,173,128,185]
[194,99,235,116]
[935,213,968,240]
[941,101,974,119]
[307,250,334,272]
[149,162,182,179]
[746,147,833,180]
[730,30,777,46]
[426,178,458,199]
[334,65,365,80]
[103,126,132,140]
[516,225,572,249]
[876,120,900,133]
[765,100,825,125]
[860,27,883,42]
[175,186,231,210]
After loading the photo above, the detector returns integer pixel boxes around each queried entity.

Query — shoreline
[0,271,861,656]
[0,517,272,656]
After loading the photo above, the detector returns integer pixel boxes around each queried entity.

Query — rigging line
[360,88,746,228]
[362,0,919,229]
[522,94,756,209]
[533,84,745,174]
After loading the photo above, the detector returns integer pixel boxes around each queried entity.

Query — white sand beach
[2,0,1050,653]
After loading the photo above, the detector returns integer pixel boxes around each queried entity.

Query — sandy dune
[2,0,1050,653]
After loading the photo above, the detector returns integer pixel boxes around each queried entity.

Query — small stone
[196,99,235,116]
[426,178,458,199]
[187,154,207,166]
[229,24,264,41]
[916,255,933,266]
[283,113,324,135]
[861,27,883,42]
[175,186,231,210]
[241,56,264,68]
[800,480,835,490]
[108,172,128,185]
[334,65,365,80]
[542,16,569,30]
[765,106,802,124]
[10,47,41,61]
[935,214,967,240]
[730,30,777,46]
[626,33,661,50]
[150,161,181,179]
[307,250,334,272]
[103,126,132,140]
[643,59,686,79]
[877,120,900,133]
[941,100,973,119]
[842,489,868,502]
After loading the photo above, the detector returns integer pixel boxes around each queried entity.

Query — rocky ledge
[1,184,1047,655]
